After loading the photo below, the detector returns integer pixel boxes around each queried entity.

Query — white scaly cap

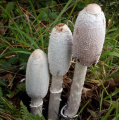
[48,23,73,76]
[73,3,106,66]
[26,49,49,107]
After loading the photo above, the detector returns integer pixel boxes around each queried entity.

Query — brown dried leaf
[87,109,98,118]
[103,65,106,78]
[62,84,66,88]
[0,22,5,35]
[82,87,94,98]
[98,77,119,88]
[63,78,72,84]
[2,73,13,89]
[90,79,100,84]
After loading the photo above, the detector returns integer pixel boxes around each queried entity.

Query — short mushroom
[48,23,73,120]
[62,3,106,118]
[26,49,49,117]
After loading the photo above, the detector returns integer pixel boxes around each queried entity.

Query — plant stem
[48,76,63,120]
[64,61,87,117]
[30,98,43,117]
[31,106,42,116]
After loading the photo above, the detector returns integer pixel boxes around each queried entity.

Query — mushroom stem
[50,76,63,93]
[48,76,63,119]
[30,98,43,116]
[31,106,42,116]
[64,60,87,117]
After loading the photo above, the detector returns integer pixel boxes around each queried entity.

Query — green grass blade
[29,0,44,50]
[75,101,89,120]
[104,98,119,120]
[100,90,104,112]
[104,88,119,100]
[1,36,35,50]
[66,0,78,23]
[101,51,119,58]
[51,0,73,28]
[2,26,39,49]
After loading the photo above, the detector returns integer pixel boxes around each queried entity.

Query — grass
[0,0,119,120]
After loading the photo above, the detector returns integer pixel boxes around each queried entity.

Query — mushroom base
[61,104,78,119]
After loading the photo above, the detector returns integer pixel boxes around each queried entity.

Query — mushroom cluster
[25,3,106,120]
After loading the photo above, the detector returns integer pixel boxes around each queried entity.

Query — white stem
[64,61,87,117]
[30,98,43,117]
[48,76,63,120]
[31,106,42,116]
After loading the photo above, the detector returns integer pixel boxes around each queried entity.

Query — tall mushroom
[62,3,106,118]
[48,23,72,119]
[26,49,49,116]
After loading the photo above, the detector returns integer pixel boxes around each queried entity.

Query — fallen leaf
[0,22,5,35]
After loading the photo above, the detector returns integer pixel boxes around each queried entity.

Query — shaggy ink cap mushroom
[63,3,106,118]
[26,49,49,107]
[73,3,106,66]
[48,23,73,120]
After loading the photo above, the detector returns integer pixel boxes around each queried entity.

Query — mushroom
[26,49,49,116]
[48,23,73,119]
[62,3,106,118]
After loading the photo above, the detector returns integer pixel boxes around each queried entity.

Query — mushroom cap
[48,23,73,76]
[26,49,49,99]
[85,3,101,14]
[73,3,106,66]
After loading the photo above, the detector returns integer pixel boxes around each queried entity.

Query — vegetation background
[0,0,119,120]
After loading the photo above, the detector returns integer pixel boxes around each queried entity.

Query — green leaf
[49,12,58,20]
[8,56,19,65]
[104,98,119,120]
[0,87,3,97]
[38,8,51,21]
[0,0,6,4]
[0,78,7,87]
[75,101,89,120]
[17,83,25,91]
[20,101,36,120]
[104,88,119,100]
[6,2,15,13]
[101,51,119,58]
[0,61,12,69]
